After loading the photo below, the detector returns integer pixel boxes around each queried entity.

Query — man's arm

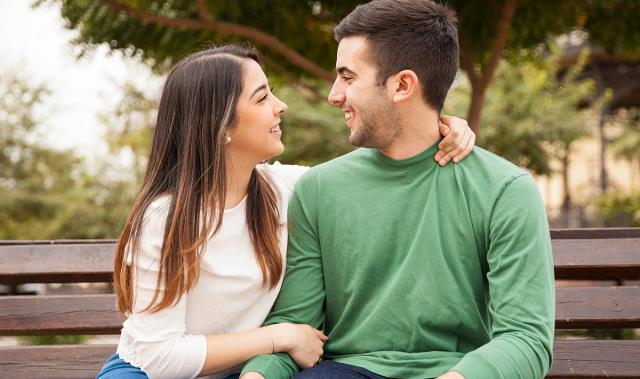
[450,174,555,379]
[242,173,326,379]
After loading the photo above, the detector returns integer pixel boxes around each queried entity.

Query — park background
[1,0,639,345]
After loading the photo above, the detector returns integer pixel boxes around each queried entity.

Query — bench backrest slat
[0,244,114,284]
[553,238,640,280]
[2,340,640,378]
[2,234,639,284]
[3,287,639,335]
[548,340,640,378]
[0,295,124,335]
[550,228,640,239]
[0,345,117,379]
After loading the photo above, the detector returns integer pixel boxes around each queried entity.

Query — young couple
[98,1,555,378]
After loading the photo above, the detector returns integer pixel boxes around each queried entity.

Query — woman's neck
[224,156,256,209]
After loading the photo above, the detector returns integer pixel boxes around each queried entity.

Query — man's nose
[328,82,345,106]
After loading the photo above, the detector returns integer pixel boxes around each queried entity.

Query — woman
[97,45,475,379]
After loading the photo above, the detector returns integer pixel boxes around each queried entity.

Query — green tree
[451,0,640,131]
[0,71,130,240]
[101,80,159,181]
[444,48,596,211]
[36,0,640,133]
[610,108,640,175]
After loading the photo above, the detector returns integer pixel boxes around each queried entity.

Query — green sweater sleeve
[242,175,326,378]
[451,174,555,379]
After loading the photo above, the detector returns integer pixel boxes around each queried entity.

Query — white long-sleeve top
[116,163,308,379]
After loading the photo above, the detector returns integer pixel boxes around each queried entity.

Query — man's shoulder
[463,146,528,179]
[300,148,368,179]
[456,146,532,190]
[290,149,369,198]
[455,146,538,207]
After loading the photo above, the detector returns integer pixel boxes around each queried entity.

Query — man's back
[243,142,555,379]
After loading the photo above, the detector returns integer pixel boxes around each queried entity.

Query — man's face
[328,36,401,149]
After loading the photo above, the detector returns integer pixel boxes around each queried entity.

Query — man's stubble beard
[348,93,402,149]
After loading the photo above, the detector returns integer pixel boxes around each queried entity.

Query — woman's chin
[272,142,285,156]
[262,143,285,161]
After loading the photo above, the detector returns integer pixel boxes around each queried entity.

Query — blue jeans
[96,354,148,379]
[294,361,388,379]
[96,353,240,379]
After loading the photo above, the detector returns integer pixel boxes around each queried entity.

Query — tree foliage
[444,48,596,176]
[610,108,640,167]
[0,72,132,239]
[35,0,640,133]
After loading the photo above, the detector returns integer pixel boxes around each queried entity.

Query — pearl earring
[225,135,231,144]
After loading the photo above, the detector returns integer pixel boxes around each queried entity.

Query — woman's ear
[389,69,419,103]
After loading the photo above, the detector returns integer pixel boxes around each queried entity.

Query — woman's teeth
[270,125,281,133]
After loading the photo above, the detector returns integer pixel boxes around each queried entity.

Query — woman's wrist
[266,323,292,353]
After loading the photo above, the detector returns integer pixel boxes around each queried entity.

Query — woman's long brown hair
[114,46,283,314]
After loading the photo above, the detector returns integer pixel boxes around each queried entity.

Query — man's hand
[435,115,475,166]
[240,372,265,379]
[437,371,466,379]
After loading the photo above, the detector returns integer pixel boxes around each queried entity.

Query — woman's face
[227,59,287,164]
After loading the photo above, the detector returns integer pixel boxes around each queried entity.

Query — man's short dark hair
[334,0,459,112]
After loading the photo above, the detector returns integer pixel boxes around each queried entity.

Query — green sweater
[242,142,555,379]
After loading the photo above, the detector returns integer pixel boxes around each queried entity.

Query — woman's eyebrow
[250,84,268,100]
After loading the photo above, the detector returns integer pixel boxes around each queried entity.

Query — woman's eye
[259,93,269,103]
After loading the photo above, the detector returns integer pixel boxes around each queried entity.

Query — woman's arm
[123,199,325,378]
[435,115,476,166]
[200,323,326,375]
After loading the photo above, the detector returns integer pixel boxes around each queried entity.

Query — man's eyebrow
[250,84,268,100]
[337,66,358,77]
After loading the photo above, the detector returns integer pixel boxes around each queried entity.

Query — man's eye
[342,76,353,82]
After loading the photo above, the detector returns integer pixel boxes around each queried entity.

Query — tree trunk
[466,83,487,134]
[561,149,572,227]
[599,109,609,192]
[460,0,520,134]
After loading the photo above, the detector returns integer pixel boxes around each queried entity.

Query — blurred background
[2,0,640,243]
[1,0,639,347]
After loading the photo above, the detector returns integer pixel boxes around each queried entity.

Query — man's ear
[389,69,419,103]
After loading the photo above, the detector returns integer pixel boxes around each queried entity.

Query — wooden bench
[1,228,639,378]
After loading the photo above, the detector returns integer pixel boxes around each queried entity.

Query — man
[242,0,555,378]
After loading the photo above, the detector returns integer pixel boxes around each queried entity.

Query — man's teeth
[345,112,353,121]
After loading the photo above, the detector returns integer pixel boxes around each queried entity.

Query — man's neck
[377,110,440,160]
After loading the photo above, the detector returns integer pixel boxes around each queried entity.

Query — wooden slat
[0,243,115,284]
[0,240,116,246]
[2,233,639,285]
[548,340,640,378]
[1,287,638,336]
[0,295,124,336]
[553,238,640,280]
[0,341,638,379]
[555,286,640,328]
[551,228,640,239]
[0,344,115,379]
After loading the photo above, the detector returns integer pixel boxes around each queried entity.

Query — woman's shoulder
[259,161,309,191]
[143,195,172,221]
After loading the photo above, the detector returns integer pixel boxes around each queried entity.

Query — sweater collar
[369,138,441,167]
